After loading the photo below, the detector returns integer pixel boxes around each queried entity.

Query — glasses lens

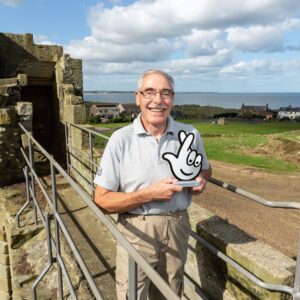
[161,90,172,98]
[144,91,155,99]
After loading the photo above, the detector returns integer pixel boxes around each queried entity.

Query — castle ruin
[0,32,86,186]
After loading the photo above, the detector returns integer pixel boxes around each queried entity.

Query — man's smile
[148,106,167,112]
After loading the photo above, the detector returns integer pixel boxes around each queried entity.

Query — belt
[120,209,187,218]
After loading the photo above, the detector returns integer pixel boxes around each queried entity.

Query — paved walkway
[42,174,117,299]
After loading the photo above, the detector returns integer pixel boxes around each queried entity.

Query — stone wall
[184,203,296,299]
[0,107,24,186]
[0,32,86,186]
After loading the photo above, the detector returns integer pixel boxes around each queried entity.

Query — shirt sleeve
[93,133,120,191]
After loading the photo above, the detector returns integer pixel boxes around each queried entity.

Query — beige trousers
[116,210,191,300]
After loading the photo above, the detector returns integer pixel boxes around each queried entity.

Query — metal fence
[16,122,180,300]
[66,122,300,299]
[16,121,300,299]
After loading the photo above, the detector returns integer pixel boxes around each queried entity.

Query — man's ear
[135,92,141,107]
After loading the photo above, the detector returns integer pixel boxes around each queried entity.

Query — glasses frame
[138,89,175,100]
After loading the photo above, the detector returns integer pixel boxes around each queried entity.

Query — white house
[89,103,120,119]
[278,106,300,120]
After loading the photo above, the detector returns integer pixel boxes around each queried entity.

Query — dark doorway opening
[21,85,66,165]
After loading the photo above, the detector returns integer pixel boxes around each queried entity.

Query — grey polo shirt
[94,114,209,215]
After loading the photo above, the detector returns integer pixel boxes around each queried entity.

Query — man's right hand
[94,177,184,214]
[144,177,183,201]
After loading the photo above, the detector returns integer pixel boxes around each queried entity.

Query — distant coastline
[83,91,300,110]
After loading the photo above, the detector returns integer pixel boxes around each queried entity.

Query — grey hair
[137,69,175,91]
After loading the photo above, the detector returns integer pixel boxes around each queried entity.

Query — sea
[84,92,300,110]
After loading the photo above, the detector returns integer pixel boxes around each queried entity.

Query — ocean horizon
[84,91,300,110]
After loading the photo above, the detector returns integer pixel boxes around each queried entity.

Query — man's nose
[153,92,163,103]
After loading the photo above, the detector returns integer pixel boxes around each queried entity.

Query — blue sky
[1,0,300,92]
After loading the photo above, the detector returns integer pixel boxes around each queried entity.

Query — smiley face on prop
[163,130,203,181]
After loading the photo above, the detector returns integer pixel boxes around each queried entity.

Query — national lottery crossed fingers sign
[163,130,203,183]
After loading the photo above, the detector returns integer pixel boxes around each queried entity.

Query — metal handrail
[17,122,180,300]
[68,122,300,299]
[190,231,294,295]
[209,177,300,210]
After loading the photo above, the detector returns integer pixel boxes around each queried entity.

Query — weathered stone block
[0,264,10,278]
[0,108,16,125]
[16,102,33,116]
[17,74,28,86]
[0,290,11,300]
[64,104,86,124]
[0,241,8,254]
[56,54,83,85]
[0,78,18,86]
[0,272,12,293]
[20,133,29,149]
[0,227,6,242]
[0,254,9,265]
[65,94,84,105]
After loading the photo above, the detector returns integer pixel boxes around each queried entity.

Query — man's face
[136,73,174,129]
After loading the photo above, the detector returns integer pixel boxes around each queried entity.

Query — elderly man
[94,69,211,299]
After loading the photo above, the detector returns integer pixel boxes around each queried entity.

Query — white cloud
[66,37,172,62]
[220,59,300,77]
[33,35,55,46]
[227,26,284,52]
[83,48,232,76]
[86,0,300,44]
[181,29,225,56]
[65,0,300,91]
[227,19,300,52]
[0,0,22,6]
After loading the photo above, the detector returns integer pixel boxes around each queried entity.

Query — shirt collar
[133,113,175,135]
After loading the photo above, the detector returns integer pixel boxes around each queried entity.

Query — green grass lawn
[186,120,300,172]
[91,119,300,173]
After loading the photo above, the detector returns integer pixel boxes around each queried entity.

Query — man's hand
[189,176,207,195]
[144,177,183,201]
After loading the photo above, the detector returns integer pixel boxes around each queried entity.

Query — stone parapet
[2,33,63,62]
[185,203,296,299]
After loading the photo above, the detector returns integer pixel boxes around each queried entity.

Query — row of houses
[89,102,300,121]
[239,103,300,120]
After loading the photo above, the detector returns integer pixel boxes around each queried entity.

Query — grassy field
[91,120,300,173]
[184,120,300,172]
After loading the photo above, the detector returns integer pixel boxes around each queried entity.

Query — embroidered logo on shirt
[162,130,202,180]
[96,166,103,176]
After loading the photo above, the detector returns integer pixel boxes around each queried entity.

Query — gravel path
[193,160,300,259]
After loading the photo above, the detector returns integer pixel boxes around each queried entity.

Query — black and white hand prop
[163,130,203,187]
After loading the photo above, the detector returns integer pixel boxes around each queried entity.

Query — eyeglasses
[138,89,174,100]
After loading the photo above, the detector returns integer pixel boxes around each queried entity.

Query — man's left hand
[189,176,206,195]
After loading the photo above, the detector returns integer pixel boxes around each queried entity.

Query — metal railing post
[50,162,64,299]
[28,137,38,225]
[32,213,54,300]
[128,257,137,300]
[89,131,95,198]
[294,234,300,293]
[16,166,31,228]
[65,122,70,174]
